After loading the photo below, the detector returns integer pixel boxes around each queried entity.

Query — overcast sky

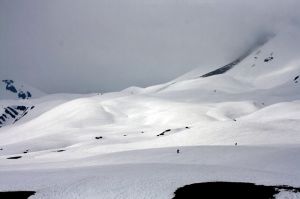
[1,0,299,93]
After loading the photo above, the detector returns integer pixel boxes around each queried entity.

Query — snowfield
[1,27,300,198]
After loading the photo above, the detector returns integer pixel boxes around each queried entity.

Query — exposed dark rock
[2,80,33,99]
[4,109,15,118]
[157,129,171,136]
[264,56,274,62]
[7,156,22,159]
[7,107,18,115]
[0,191,35,199]
[27,91,32,98]
[16,106,27,111]
[201,59,240,78]
[173,182,300,199]
[2,80,17,93]
[0,106,31,128]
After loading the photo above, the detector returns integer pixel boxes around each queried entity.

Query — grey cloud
[0,0,299,93]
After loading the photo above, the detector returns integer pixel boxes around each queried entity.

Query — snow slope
[0,79,45,100]
[0,27,300,198]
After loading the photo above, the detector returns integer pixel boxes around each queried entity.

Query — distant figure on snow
[235,142,238,146]
[177,149,180,154]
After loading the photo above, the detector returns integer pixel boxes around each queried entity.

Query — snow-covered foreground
[1,146,300,199]
[1,27,300,198]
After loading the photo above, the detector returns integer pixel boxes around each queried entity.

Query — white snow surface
[1,27,300,198]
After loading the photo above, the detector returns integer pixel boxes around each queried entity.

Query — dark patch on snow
[27,91,32,98]
[95,136,103,140]
[157,129,171,136]
[18,91,26,99]
[201,59,240,78]
[7,107,18,115]
[185,127,190,129]
[173,182,300,199]
[7,156,22,159]
[56,150,65,152]
[123,135,127,136]
[294,76,299,84]
[23,150,29,154]
[2,80,17,93]
[4,108,15,118]
[16,106,27,111]
[264,56,274,62]
[0,105,32,128]
[2,79,33,99]
[0,191,35,199]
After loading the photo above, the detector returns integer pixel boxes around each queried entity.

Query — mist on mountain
[1,0,300,93]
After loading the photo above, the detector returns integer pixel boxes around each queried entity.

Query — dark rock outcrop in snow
[201,59,241,78]
[7,156,22,159]
[2,80,32,99]
[294,75,299,83]
[173,182,300,199]
[0,106,34,128]
[264,56,274,62]
[0,191,35,199]
[157,129,171,136]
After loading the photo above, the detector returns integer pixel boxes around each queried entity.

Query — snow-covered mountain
[0,80,45,128]
[0,79,45,100]
[1,27,300,198]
